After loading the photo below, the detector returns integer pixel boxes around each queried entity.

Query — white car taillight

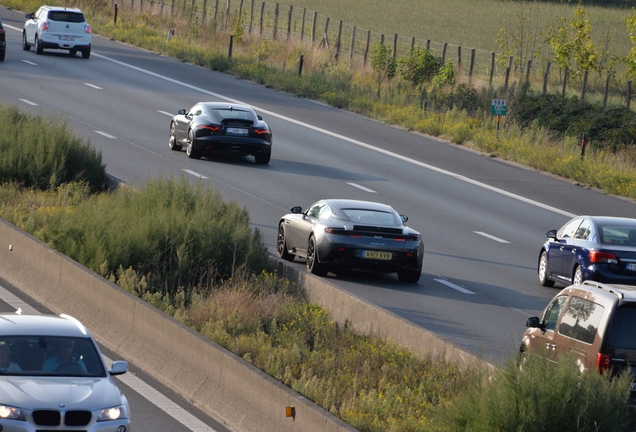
[85,23,91,34]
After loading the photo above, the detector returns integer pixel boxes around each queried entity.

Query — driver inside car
[42,338,87,373]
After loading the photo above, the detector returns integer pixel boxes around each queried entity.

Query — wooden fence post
[504,56,513,91]
[603,73,610,108]
[380,34,384,45]
[273,3,278,40]
[213,0,218,20]
[248,0,254,34]
[525,60,532,83]
[393,33,398,59]
[469,48,475,82]
[441,42,447,64]
[238,0,243,19]
[426,39,430,50]
[300,7,306,41]
[349,25,356,62]
[335,20,343,60]
[286,5,292,40]
[411,36,415,50]
[311,11,316,44]
[224,0,230,29]
[364,30,370,66]
[259,2,264,36]
[324,17,330,39]
[202,0,207,22]
[457,46,461,71]
[581,70,588,100]
[628,80,632,110]
[562,66,568,97]
[489,52,495,88]
[543,62,551,95]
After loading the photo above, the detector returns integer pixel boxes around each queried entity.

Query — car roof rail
[582,280,624,299]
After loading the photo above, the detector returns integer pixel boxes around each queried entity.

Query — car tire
[538,251,555,287]
[35,35,43,54]
[81,47,90,59]
[277,222,295,262]
[398,268,421,283]
[254,152,270,165]
[307,235,327,276]
[186,130,201,159]
[0,50,4,62]
[573,265,583,285]
[22,32,31,51]
[169,122,182,151]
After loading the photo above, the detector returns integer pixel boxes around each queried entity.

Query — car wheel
[573,265,583,285]
[169,122,182,151]
[538,251,555,287]
[22,32,31,51]
[307,235,327,276]
[277,222,295,262]
[35,35,43,54]
[70,49,77,56]
[254,152,270,165]
[0,50,4,62]
[186,130,201,159]
[81,47,91,59]
[398,268,421,283]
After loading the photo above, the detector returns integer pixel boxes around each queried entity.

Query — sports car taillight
[589,251,617,264]
[197,125,221,131]
[253,127,269,134]
[325,227,347,235]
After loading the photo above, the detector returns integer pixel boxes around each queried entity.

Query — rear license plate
[59,35,75,41]
[226,127,248,135]
[363,251,392,260]
[627,263,636,271]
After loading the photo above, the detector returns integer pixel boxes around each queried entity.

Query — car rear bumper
[40,34,91,50]
[194,136,271,156]
[585,266,636,285]
[321,247,423,273]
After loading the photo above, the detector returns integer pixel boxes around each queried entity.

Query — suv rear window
[558,296,605,344]
[48,11,86,23]
[608,305,636,349]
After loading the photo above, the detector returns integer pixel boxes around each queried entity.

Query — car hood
[0,376,122,409]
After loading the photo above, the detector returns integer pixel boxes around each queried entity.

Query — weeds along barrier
[106,0,633,107]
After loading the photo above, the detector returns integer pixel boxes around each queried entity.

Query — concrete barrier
[0,215,487,431]
[0,217,356,432]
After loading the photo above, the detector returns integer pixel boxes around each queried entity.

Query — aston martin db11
[277,199,424,283]
[169,102,272,164]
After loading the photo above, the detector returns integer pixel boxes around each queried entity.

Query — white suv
[22,5,92,58]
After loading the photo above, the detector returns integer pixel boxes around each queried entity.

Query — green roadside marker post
[491,99,507,131]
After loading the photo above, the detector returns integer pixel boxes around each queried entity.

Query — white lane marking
[158,110,174,116]
[434,278,475,294]
[84,83,103,90]
[21,60,38,66]
[183,169,208,179]
[347,183,376,193]
[474,231,510,243]
[92,52,576,219]
[20,99,38,106]
[95,131,117,139]
[0,283,218,432]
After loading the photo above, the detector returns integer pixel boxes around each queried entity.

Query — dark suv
[520,281,636,402]
[0,17,6,61]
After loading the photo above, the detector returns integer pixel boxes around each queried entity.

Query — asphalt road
[2,4,635,378]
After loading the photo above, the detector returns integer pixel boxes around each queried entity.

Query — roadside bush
[437,352,636,432]
[398,47,442,86]
[0,104,107,192]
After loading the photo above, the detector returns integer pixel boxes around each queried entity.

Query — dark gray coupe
[277,199,424,283]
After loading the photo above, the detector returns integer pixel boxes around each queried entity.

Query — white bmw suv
[22,5,92,58]
[0,312,131,431]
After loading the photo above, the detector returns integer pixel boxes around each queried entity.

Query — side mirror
[177,108,186,115]
[400,214,408,223]
[25,13,34,19]
[257,115,263,120]
[290,206,302,214]
[109,360,128,376]
[546,229,557,240]
[526,316,542,328]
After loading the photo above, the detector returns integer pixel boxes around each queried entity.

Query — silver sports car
[277,199,424,283]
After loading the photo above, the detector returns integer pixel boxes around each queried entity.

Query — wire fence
[110,0,633,107]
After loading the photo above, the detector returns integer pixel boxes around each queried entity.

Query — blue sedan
[538,216,636,287]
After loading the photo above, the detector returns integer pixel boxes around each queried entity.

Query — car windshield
[608,305,636,350]
[342,209,398,226]
[600,224,636,245]
[48,11,86,23]
[0,336,106,377]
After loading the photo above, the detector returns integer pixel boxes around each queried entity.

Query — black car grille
[352,225,404,235]
[33,410,92,427]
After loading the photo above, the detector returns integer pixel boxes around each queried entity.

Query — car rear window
[214,109,253,121]
[608,305,636,349]
[48,11,86,23]
[600,224,636,245]
[342,209,398,226]
[558,296,605,344]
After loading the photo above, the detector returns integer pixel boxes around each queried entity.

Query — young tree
[624,8,636,78]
